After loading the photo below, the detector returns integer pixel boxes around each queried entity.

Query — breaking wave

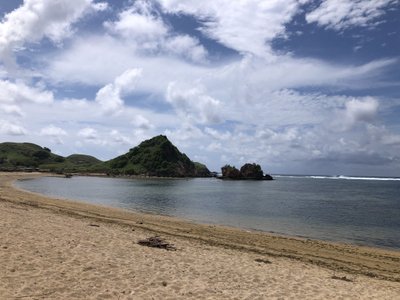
[274,175,400,181]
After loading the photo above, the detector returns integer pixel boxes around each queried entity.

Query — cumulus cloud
[77,127,98,140]
[0,120,27,136]
[110,130,132,145]
[105,0,168,49]
[131,114,153,130]
[164,35,207,62]
[95,68,142,114]
[344,97,379,126]
[105,0,207,62]
[40,125,67,137]
[166,82,221,124]
[204,127,231,141]
[0,0,107,68]
[0,104,24,116]
[367,125,400,146]
[39,124,67,144]
[156,0,307,57]
[0,80,53,104]
[306,0,396,31]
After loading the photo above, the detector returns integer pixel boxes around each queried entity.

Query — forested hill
[105,135,210,177]
[0,136,210,177]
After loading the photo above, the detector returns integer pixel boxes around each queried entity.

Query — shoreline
[1,172,400,299]
[13,173,399,252]
[3,172,400,281]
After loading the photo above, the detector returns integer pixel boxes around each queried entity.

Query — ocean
[15,175,400,250]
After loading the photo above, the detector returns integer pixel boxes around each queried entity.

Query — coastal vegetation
[105,135,210,177]
[0,135,210,177]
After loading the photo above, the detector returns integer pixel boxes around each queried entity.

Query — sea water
[16,175,400,249]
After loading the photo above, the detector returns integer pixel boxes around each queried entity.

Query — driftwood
[255,258,272,264]
[137,236,176,251]
[331,275,353,282]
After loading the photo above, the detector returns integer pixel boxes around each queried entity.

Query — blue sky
[0,0,400,176]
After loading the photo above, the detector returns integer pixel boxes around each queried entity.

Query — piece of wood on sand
[137,236,177,251]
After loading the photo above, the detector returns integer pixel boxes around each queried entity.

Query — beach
[1,173,400,299]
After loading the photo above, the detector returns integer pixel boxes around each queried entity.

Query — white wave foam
[275,175,400,181]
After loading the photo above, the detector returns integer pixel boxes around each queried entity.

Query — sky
[0,0,400,176]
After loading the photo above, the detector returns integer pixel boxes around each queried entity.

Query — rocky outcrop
[240,163,264,179]
[219,163,273,180]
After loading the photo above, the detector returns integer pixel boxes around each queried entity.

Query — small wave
[275,175,400,181]
[335,176,400,181]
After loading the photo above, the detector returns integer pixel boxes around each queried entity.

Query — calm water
[16,175,400,249]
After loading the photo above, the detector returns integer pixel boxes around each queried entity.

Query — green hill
[0,136,211,177]
[0,142,104,173]
[39,154,105,173]
[106,135,210,177]
[65,154,102,165]
[0,142,65,170]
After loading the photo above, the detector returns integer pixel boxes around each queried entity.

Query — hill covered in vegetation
[0,142,64,170]
[105,135,210,177]
[0,142,104,173]
[0,136,210,177]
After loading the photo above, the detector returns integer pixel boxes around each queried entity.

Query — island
[219,163,273,180]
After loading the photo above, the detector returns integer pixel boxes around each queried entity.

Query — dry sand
[1,172,399,299]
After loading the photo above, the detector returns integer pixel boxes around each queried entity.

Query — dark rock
[220,162,273,180]
[240,163,264,179]
[221,165,241,179]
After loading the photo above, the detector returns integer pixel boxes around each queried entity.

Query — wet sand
[1,172,399,299]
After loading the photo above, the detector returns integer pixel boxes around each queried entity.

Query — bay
[16,175,400,250]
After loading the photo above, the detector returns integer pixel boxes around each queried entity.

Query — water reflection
[16,176,400,249]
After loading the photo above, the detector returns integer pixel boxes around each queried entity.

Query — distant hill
[0,142,104,173]
[40,154,105,173]
[65,154,102,165]
[106,135,210,177]
[0,136,211,177]
[0,142,65,170]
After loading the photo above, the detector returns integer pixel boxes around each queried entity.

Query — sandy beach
[1,173,399,299]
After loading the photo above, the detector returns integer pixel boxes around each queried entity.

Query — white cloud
[92,2,108,12]
[44,35,209,87]
[367,125,400,146]
[45,34,396,102]
[110,130,132,145]
[95,68,142,114]
[0,80,53,104]
[39,124,67,144]
[0,104,24,116]
[166,82,221,124]
[0,0,105,68]
[164,35,207,62]
[131,115,153,130]
[345,97,379,125]
[104,0,168,50]
[0,0,399,176]
[156,0,307,57]
[204,127,231,141]
[77,127,98,140]
[40,125,67,137]
[306,0,396,30]
[0,120,27,136]
[104,0,208,62]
